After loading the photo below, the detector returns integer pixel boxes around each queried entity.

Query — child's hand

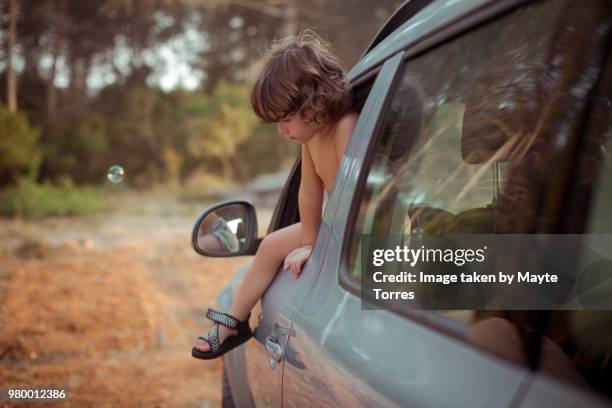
[283,245,313,278]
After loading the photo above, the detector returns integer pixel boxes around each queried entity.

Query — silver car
[193,0,612,406]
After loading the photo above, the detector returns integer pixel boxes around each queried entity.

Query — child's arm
[283,144,323,277]
[299,143,324,246]
[334,113,359,162]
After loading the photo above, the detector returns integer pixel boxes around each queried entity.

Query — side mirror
[192,200,259,257]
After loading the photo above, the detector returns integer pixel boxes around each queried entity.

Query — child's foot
[194,324,238,353]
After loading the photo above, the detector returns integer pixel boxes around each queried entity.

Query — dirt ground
[0,191,272,407]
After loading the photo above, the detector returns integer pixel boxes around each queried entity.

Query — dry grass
[0,191,261,407]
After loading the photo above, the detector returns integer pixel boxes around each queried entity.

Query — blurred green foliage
[0,0,400,218]
[43,114,110,184]
[236,122,299,180]
[0,177,104,218]
[185,83,298,182]
[94,81,292,187]
[0,105,41,185]
[0,82,294,194]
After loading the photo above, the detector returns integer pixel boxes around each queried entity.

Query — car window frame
[337,1,612,384]
[337,0,569,337]
[339,0,535,292]
[348,0,533,86]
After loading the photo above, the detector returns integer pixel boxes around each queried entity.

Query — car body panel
[222,258,331,407]
[216,0,612,406]
[284,235,529,407]
[220,50,403,407]
[221,217,333,406]
[329,52,407,240]
[282,52,529,408]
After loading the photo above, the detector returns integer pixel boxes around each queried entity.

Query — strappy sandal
[191,308,253,360]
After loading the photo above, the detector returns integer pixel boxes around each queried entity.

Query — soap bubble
[106,164,125,183]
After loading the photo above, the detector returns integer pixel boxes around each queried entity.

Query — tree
[0,0,402,187]
[0,104,40,186]
[187,4,281,92]
[185,82,256,179]
[6,0,18,113]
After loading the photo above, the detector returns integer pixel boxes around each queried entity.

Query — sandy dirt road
[0,192,272,407]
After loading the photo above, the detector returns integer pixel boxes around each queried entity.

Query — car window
[539,31,612,400]
[344,0,612,401]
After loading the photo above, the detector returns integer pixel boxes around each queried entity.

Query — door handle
[265,335,284,366]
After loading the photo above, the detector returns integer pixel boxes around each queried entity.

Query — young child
[192,30,358,360]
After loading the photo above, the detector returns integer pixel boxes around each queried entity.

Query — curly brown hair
[250,30,352,124]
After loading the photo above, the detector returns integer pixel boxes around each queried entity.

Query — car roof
[348,0,492,83]
[359,0,434,58]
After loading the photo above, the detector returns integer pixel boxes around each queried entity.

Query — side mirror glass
[192,201,258,257]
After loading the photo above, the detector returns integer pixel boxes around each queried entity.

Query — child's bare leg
[194,223,302,352]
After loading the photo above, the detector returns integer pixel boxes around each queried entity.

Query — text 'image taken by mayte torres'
[361,235,610,310]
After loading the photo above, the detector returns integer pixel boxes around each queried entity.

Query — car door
[239,215,332,408]
[278,52,410,407]
[227,24,403,404]
[234,49,401,406]
[282,1,612,407]
[226,67,385,406]
[224,157,331,407]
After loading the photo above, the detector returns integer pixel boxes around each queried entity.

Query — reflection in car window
[346,0,612,401]
[545,30,612,399]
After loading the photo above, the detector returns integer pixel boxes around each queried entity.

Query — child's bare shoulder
[337,112,359,130]
[332,112,359,158]
[333,112,359,142]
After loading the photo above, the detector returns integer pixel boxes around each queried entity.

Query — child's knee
[257,231,288,262]
[257,234,276,257]
[257,224,301,260]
